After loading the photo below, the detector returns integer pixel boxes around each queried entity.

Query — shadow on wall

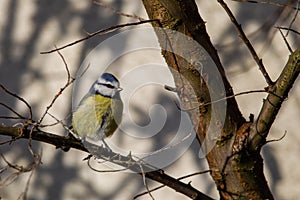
[213,1,300,197]
[0,1,139,199]
[215,1,300,75]
[1,1,299,199]
[262,145,282,198]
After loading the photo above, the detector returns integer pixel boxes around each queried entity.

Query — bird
[72,72,123,146]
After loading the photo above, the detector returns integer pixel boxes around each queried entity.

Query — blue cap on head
[101,73,118,83]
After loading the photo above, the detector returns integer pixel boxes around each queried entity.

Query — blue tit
[72,73,123,143]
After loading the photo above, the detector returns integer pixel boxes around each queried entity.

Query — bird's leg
[101,139,112,152]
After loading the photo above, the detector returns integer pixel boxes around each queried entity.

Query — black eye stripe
[100,83,115,89]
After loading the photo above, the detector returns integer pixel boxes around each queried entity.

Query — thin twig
[266,130,287,144]
[0,116,25,120]
[0,152,40,188]
[170,89,268,112]
[231,0,300,10]
[277,26,300,35]
[38,113,71,128]
[87,156,128,173]
[93,0,144,21]
[17,171,34,200]
[39,64,90,129]
[45,112,75,137]
[216,0,292,55]
[132,131,194,165]
[21,152,41,200]
[217,0,274,85]
[202,89,267,106]
[0,103,27,119]
[38,49,75,124]
[276,27,293,53]
[134,170,211,199]
[139,164,155,200]
[0,84,33,120]
[40,19,158,54]
[286,0,300,36]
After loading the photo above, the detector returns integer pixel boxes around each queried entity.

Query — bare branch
[171,89,268,112]
[134,170,211,199]
[217,0,274,85]
[0,84,33,120]
[0,124,213,200]
[93,0,144,20]
[277,27,293,53]
[277,26,300,35]
[250,48,300,151]
[0,102,27,120]
[266,130,287,144]
[0,151,41,195]
[38,49,75,124]
[285,0,300,36]
[40,20,158,54]
[139,164,155,200]
[232,0,300,10]
[87,157,128,173]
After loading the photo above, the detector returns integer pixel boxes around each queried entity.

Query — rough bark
[141,0,295,199]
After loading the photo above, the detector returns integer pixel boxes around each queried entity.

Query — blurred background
[0,0,299,199]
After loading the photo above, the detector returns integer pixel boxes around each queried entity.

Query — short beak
[117,87,123,92]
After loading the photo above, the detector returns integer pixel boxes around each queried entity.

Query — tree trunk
[142,0,274,199]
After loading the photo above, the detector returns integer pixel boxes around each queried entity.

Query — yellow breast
[72,94,122,139]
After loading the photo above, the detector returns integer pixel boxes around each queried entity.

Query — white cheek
[95,85,114,97]
[93,84,101,93]
[102,88,113,96]
[94,84,108,95]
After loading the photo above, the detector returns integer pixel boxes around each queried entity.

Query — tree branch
[217,0,274,85]
[0,124,213,200]
[250,48,300,150]
[141,0,279,199]
[40,20,158,54]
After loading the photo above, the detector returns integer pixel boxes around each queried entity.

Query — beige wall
[0,1,299,199]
